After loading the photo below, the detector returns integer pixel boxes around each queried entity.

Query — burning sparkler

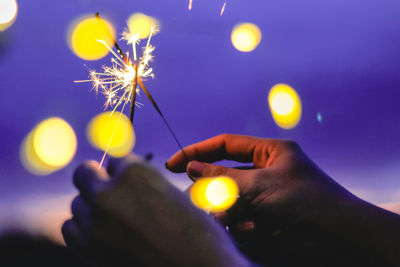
[76,13,186,167]
[76,13,155,122]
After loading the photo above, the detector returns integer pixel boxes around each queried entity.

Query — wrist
[312,182,400,265]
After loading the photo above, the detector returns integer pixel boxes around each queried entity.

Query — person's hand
[166,134,400,266]
[62,156,251,267]
[166,134,349,237]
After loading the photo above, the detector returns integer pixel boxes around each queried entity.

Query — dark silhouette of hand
[166,134,400,266]
[62,155,251,267]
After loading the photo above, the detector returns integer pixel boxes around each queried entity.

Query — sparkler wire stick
[129,64,139,122]
[95,13,129,64]
[84,13,189,163]
[138,78,188,159]
[95,13,138,124]
[220,1,227,16]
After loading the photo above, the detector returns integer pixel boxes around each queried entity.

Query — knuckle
[119,162,151,178]
[115,155,143,172]
[281,139,300,150]
[217,133,230,140]
[73,161,97,187]
[72,164,86,185]
[61,219,73,236]
[71,196,80,215]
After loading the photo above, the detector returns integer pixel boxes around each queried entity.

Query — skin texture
[166,134,400,267]
[62,156,251,267]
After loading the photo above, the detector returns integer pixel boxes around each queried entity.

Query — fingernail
[188,161,205,177]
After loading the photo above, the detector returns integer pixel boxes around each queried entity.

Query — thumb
[186,161,245,181]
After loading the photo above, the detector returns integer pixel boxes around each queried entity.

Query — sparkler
[188,0,227,15]
[76,13,187,167]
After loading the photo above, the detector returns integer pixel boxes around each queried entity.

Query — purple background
[0,0,399,241]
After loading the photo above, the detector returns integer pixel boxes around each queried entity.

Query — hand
[166,134,349,236]
[62,156,251,267]
[166,134,400,266]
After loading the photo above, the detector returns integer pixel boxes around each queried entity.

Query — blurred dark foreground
[0,231,87,267]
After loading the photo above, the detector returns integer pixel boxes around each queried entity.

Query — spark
[75,15,156,167]
[75,22,155,118]
[76,14,187,168]
[98,95,130,168]
[220,1,226,16]
[188,0,227,15]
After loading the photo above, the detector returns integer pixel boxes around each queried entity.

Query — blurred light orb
[20,118,77,176]
[69,16,115,60]
[33,118,77,167]
[231,23,262,52]
[268,84,302,129]
[191,176,239,213]
[0,0,18,31]
[87,111,135,157]
[127,13,159,40]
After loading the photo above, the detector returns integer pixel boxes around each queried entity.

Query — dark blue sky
[0,0,400,230]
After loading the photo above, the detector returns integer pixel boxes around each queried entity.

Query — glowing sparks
[74,15,156,167]
[76,14,186,167]
[75,21,156,116]
[188,0,227,15]
[220,1,226,16]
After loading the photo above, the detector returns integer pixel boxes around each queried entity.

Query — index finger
[166,134,277,172]
[73,160,109,200]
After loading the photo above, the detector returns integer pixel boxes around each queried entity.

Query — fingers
[73,161,109,200]
[71,196,92,230]
[214,212,229,226]
[62,219,87,248]
[186,161,245,181]
[186,160,261,203]
[166,134,276,172]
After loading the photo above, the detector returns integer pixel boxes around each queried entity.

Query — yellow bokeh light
[20,118,77,176]
[127,13,159,40]
[87,111,135,157]
[268,84,302,129]
[0,0,18,31]
[69,16,115,60]
[231,23,262,52]
[190,176,239,213]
